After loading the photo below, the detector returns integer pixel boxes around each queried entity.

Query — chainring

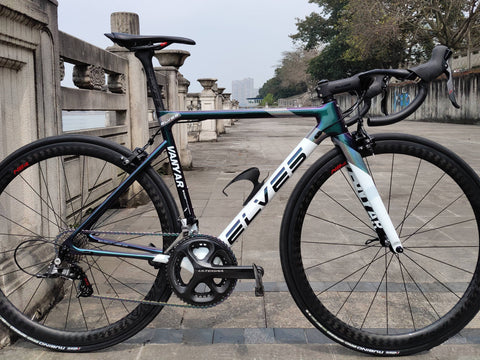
[166,235,237,307]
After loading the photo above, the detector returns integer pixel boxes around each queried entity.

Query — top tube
[158,101,343,126]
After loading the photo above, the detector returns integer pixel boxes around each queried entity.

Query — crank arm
[196,265,263,279]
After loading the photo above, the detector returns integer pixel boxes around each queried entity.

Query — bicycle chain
[56,229,220,309]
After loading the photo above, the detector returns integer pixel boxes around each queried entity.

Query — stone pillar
[198,78,218,141]
[108,12,148,150]
[111,11,140,34]
[178,74,190,110]
[186,93,201,142]
[0,0,61,347]
[216,87,225,134]
[223,93,233,126]
[154,49,192,167]
[0,1,61,157]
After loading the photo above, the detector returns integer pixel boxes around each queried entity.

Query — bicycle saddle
[105,32,196,51]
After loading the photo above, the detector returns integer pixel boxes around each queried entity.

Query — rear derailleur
[39,260,93,298]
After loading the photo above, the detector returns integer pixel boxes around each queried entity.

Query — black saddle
[105,32,195,51]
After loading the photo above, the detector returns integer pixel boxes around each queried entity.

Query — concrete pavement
[2,116,480,359]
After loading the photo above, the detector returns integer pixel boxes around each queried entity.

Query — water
[62,111,106,131]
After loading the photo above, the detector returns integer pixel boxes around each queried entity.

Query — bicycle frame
[64,47,402,260]
[65,100,403,262]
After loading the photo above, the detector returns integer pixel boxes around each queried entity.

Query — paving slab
[2,117,480,359]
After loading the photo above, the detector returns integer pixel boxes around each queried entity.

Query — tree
[344,0,480,65]
[259,48,317,100]
[291,0,383,80]
[260,93,276,107]
[292,0,480,81]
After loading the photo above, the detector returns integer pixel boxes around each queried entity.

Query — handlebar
[315,45,459,127]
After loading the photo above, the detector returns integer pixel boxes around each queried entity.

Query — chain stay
[57,229,229,308]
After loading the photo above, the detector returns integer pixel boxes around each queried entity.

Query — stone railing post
[222,93,233,126]
[197,78,218,141]
[154,49,192,167]
[185,93,201,142]
[0,0,61,157]
[216,87,226,134]
[0,0,61,347]
[107,12,149,150]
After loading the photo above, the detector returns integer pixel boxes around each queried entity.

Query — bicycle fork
[333,133,404,253]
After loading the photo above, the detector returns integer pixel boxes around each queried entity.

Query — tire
[280,133,480,356]
[0,135,179,351]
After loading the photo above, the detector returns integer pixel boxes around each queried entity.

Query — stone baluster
[154,49,192,167]
[215,87,226,134]
[222,93,233,126]
[197,78,218,141]
[186,93,201,142]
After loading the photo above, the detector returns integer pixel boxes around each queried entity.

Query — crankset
[166,235,264,307]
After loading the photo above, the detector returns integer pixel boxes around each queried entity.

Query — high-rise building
[232,78,258,107]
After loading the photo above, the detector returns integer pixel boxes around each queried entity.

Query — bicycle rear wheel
[0,135,179,351]
[280,133,480,356]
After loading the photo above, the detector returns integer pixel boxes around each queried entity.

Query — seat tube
[162,124,197,226]
[332,132,404,253]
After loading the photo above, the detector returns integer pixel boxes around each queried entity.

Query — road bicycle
[0,32,479,356]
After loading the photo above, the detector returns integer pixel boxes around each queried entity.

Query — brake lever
[444,51,460,109]
[381,88,388,115]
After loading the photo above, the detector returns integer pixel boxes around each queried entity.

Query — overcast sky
[58,0,318,93]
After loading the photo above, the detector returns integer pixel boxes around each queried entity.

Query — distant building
[232,78,258,107]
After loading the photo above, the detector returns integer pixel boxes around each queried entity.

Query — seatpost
[134,50,166,114]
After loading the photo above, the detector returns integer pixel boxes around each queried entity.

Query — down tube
[218,130,322,245]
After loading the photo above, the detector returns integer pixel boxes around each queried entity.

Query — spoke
[38,162,62,229]
[403,252,460,299]
[64,282,74,330]
[302,240,376,247]
[85,260,151,299]
[62,156,77,224]
[76,160,110,225]
[316,247,387,296]
[399,257,441,320]
[398,158,422,237]
[0,212,45,240]
[80,156,86,224]
[400,218,476,239]
[395,172,446,233]
[84,255,130,314]
[96,203,153,230]
[319,188,373,230]
[2,259,51,277]
[306,243,377,272]
[83,242,158,277]
[23,278,45,314]
[387,154,395,212]
[306,212,374,238]
[83,256,112,325]
[77,295,89,331]
[334,246,383,316]
[402,193,465,245]
[398,256,416,330]
[407,248,474,275]
[3,191,62,231]
[15,173,69,229]
[360,251,395,330]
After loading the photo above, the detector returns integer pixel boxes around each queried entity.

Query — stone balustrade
[0,2,237,347]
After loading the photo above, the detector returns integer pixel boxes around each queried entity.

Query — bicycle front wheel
[280,133,480,356]
[0,135,179,351]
